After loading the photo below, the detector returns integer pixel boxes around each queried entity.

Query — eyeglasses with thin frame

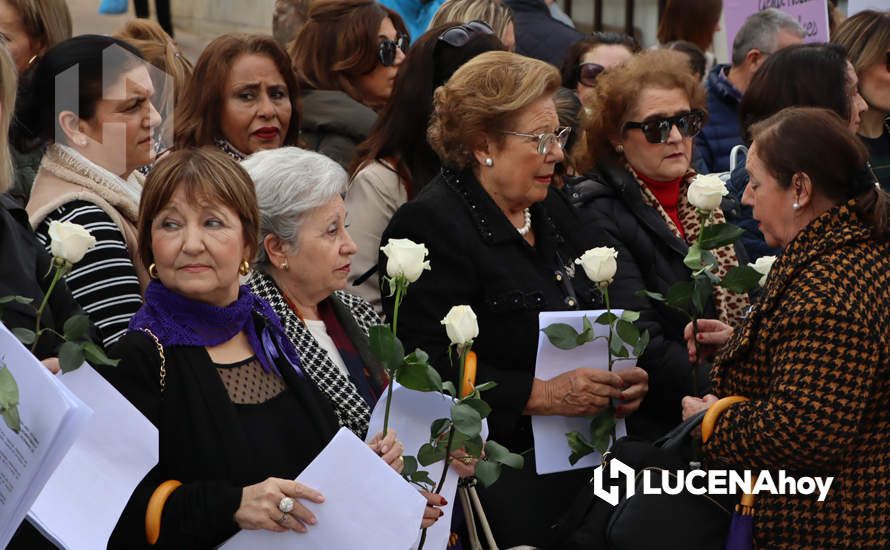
[623,110,704,144]
[378,33,409,67]
[501,126,573,155]
[577,63,605,87]
[438,20,494,48]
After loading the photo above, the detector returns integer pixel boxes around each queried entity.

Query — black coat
[2,198,101,550]
[0,194,93,360]
[380,169,659,547]
[101,320,339,549]
[566,160,738,435]
[504,0,582,67]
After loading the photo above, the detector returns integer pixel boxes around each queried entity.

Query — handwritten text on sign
[724,0,828,57]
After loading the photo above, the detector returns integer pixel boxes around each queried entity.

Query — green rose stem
[689,209,711,397]
[691,209,712,460]
[31,260,68,353]
[381,277,407,436]
[417,343,467,550]
[602,283,617,448]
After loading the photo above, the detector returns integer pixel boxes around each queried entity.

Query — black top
[380,168,645,547]
[861,129,890,192]
[101,318,339,549]
[0,194,96,359]
[382,169,636,449]
[215,356,329,480]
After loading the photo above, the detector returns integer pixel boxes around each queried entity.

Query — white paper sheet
[0,324,91,548]
[28,363,158,549]
[366,383,489,550]
[221,427,426,549]
[532,310,635,475]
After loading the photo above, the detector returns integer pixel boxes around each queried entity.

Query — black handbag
[548,411,736,550]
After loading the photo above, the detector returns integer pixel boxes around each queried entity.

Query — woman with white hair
[244,147,388,439]
[245,147,463,535]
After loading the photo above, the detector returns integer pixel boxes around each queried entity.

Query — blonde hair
[575,49,706,172]
[272,0,310,47]
[833,10,890,75]
[8,0,71,55]
[0,46,16,193]
[428,50,561,169]
[115,19,194,142]
[114,19,193,90]
[429,0,513,44]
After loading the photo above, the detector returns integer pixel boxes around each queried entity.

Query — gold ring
[459,456,475,465]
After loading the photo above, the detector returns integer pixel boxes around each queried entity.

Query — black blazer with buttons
[380,168,645,451]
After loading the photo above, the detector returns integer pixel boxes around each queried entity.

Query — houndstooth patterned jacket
[249,270,386,438]
[706,202,890,549]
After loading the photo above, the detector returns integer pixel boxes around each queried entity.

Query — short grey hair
[242,147,348,267]
[731,8,805,67]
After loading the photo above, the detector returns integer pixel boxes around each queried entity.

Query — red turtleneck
[635,171,686,239]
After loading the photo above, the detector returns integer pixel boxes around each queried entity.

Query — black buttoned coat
[380,169,664,547]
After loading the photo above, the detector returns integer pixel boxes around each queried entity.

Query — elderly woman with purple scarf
[99,148,438,548]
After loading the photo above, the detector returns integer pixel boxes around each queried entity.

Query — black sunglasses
[438,20,495,48]
[378,33,409,67]
[577,63,605,87]
[623,110,705,144]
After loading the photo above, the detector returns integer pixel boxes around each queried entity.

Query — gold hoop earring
[148,263,159,279]
[280,260,289,271]
[239,260,251,276]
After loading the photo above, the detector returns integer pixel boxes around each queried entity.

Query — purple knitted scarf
[129,280,303,377]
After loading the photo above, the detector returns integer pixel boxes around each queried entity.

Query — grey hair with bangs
[242,146,348,267]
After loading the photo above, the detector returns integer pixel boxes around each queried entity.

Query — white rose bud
[380,238,430,283]
[749,255,777,287]
[441,305,479,346]
[575,247,618,284]
[48,221,96,265]
[687,174,729,212]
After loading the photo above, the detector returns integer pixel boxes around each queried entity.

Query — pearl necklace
[516,208,532,236]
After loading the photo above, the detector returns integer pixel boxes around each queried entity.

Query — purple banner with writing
[724,0,829,56]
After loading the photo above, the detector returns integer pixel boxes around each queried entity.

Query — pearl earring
[615,144,624,154]
[75,136,87,147]
[792,202,799,210]
[483,157,494,167]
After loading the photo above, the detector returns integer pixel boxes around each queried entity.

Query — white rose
[575,247,618,284]
[749,255,777,287]
[380,238,430,283]
[48,221,96,265]
[441,305,479,346]
[687,174,729,211]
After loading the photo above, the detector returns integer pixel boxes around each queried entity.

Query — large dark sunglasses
[438,20,495,47]
[378,33,409,67]
[577,63,605,87]
[623,110,705,144]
